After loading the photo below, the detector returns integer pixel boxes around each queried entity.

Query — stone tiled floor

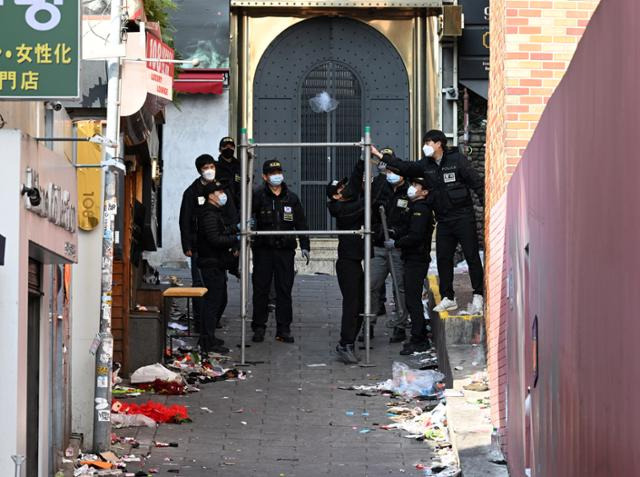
[118,274,436,476]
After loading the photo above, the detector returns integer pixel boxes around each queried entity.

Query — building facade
[0,109,78,476]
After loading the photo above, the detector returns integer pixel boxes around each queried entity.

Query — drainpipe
[463,87,470,154]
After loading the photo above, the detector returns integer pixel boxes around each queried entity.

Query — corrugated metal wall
[501,0,640,475]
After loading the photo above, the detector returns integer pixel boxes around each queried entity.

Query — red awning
[174,70,224,95]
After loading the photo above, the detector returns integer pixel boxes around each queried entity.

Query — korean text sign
[0,0,79,98]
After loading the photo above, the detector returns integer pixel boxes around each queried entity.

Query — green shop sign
[0,0,79,98]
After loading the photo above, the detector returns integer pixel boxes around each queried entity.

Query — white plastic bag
[130,363,182,384]
[309,91,339,113]
[111,413,156,428]
[391,361,444,399]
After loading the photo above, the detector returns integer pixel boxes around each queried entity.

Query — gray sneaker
[335,344,359,364]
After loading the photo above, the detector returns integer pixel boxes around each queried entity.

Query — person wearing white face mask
[251,159,310,344]
[196,181,240,354]
[363,147,412,344]
[178,154,218,333]
[372,130,485,315]
[384,177,435,354]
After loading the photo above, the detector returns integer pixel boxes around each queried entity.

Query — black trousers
[252,248,295,333]
[403,259,430,343]
[190,254,203,332]
[436,216,484,299]
[200,267,227,351]
[336,258,365,346]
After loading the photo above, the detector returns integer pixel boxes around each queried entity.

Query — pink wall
[501,0,640,475]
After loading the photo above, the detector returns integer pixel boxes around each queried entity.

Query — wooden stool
[162,287,208,356]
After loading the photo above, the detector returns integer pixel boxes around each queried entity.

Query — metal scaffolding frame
[238,126,375,365]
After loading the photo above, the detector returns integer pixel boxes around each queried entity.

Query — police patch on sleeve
[443,172,456,183]
[397,199,408,208]
[198,196,205,205]
[235,174,241,182]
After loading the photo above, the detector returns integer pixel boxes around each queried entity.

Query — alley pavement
[117,273,438,477]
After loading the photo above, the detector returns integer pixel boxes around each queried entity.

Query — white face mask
[268,174,284,186]
[386,172,401,185]
[407,185,418,198]
[423,144,435,158]
[217,193,228,206]
[201,169,216,182]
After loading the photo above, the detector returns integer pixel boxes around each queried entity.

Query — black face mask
[221,148,235,159]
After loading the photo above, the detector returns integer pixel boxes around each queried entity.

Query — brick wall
[485,0,600,453]
[487,0,599,209]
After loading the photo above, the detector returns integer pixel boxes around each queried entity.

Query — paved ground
[116,274,440,477]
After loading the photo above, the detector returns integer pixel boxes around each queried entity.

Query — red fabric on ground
[114,399,191,423]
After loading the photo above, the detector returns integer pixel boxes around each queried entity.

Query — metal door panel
[253,16,409,228]
[369,98,409,159]
[254,98,298,191]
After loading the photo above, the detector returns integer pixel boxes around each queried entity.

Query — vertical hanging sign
[0,0,80,98]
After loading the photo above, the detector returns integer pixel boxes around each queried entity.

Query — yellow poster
[76,120,103,231]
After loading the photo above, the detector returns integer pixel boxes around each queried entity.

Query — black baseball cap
[263,159,283,174]
[380,147,395,157]
[219,136,235,149]
[202,181,225,196]
[326,178,348,199]
[411,177,432,190]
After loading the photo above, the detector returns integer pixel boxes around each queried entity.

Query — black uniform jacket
[385,149,484,223]
[179,178,208,254]
[395,198,435,262]
[179,178,239,255]
[196,202,239,269]
[373,179,411,247]
[252,182,310,251]
[328,160,386,260]
[216,154,241,206]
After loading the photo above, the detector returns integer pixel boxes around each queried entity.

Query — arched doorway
[253,16,409,229]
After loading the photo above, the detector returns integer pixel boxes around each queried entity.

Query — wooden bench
[162,287,208,356]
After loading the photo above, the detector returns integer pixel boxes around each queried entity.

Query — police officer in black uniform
[374,130,485,315]
[369,148,412,343]
[384,177,435,355]
[215,136,241,207]
[251,160,310,343]
[179,154,218,331]
[327,158,385,363]
[197,181,239,354]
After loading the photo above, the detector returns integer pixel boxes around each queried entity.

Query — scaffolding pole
[238,130,375,365]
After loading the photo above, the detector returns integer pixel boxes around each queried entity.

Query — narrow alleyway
[115,274,442,476]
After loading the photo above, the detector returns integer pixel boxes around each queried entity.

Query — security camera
[45,101,63,111]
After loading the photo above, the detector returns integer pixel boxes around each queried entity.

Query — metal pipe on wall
[239,128,249,365]
[253,141,363,148]
[363,126,372,365]
[249,230,363,236]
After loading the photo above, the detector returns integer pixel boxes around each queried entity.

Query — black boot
[400,340,431,355]
[275,330,295,343]
[252,327,265,343]
[335,343,359,364]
